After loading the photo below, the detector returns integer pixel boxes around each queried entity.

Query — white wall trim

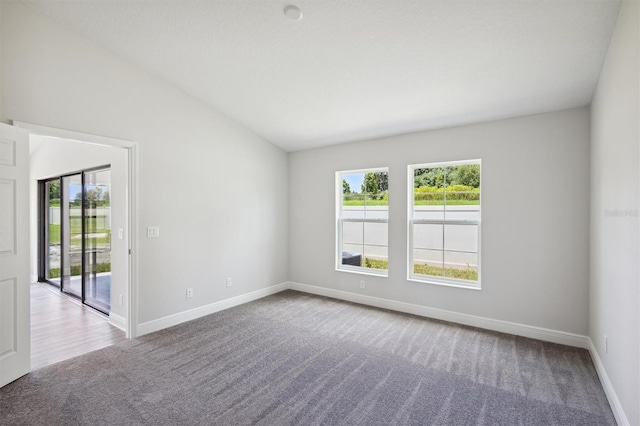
[287,281,590,349]
[136,282,289,336]
[13,121,134,148]
[108,312,127,332]
[588,338,630,426]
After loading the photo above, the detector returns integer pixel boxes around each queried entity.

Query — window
[408,160,481,288]
[336,168,389,276]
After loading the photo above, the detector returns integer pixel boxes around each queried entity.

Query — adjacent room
[0,0,637,425]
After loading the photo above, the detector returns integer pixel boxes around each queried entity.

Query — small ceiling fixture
[284,5,303,21]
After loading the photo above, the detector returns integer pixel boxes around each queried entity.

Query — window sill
[337,266,388,278]
[408,275,481,290]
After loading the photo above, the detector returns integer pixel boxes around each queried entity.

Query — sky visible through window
[343,173,364,193]
[69,184,82,200]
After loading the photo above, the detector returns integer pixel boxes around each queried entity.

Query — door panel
[61,174,82,299]
[83,168,111,313]
[44,179,61,286]
[0,124,30,388]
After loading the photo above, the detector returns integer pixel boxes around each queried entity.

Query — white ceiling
[20,0,621,152]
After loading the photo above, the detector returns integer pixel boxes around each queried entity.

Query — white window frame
[407,160,481,289]
[336,167,389,277]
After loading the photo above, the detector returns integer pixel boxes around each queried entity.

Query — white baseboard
[108,312,127,332]
[132,280,626,423]
[287,281,590,349]
[588,338,629,426]
[136,282,288,336]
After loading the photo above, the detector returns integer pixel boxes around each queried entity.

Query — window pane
[363,222,387,246]
[443,224,478,252]
[413,205,444,221]
[363,244,388,270]
[443,206,480,221]
[413,249,444,276]
[342,221,363,245]
[414,166,445,192]
[444,252,478,281]
[413,223,443,250]
[364,207,388,220]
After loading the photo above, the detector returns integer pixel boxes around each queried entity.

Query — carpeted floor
[0,290,615,425]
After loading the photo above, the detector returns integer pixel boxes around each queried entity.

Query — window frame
[336,167,389,277]
[407,159,481,289]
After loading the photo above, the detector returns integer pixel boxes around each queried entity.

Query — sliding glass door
[43,179,61,286]
[39,167,112,314]
[83,168,111,313]
[61,173,83,298]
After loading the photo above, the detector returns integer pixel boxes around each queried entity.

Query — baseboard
[108,312,126,332]
[287,281,590,349]
[132,280,625,423]
[136,282,289,336]
[588,338,629,426]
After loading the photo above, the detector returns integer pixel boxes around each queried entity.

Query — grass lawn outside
[361,258,477,281]
[413,200,479,206]
[343,200,479,206]
[48,221,111,246]
[48,263,111,279]
[343,199,389,206]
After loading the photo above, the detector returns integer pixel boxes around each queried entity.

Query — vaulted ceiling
[20,0,621,151]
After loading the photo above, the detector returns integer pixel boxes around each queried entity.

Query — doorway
[39,166,112,314]
[19,120,137,340]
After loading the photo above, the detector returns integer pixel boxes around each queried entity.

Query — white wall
[1,1,288,326]
[29,136,129,321]
[289,108,590,335]
[590,0,640,424]
[0,2,3,124]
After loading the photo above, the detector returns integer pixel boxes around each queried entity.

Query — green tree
[361,172,379,195]
[451,164,480,188]
[414,167,451,188]
[74,185,110,207]
[374,172,388,192]
[342,179,351,194]
[48,180,60,201]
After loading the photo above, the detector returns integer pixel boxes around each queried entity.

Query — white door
[0,123,30,388]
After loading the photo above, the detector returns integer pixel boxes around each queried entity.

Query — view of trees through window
[337,163,480,285]
[342,171,388,205]
[338,169,389,273]
[410,162,481,284]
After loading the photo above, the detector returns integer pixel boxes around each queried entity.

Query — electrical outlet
[118,228,124,239]
[119,294,124,306]
[604,335,608,353]
[147,226,160,238]
[186,288,193,298]
[226,277,233,287]
[359,280,365,289]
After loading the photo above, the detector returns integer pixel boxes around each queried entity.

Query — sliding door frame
[38,166,111,313]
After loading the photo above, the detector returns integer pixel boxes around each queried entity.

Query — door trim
[15,121,138,339]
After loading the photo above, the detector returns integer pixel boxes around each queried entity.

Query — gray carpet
[0,290,615,425]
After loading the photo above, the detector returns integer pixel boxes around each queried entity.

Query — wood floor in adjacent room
[31,282,127,370]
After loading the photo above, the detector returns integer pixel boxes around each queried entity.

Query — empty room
[0,0,638,425]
